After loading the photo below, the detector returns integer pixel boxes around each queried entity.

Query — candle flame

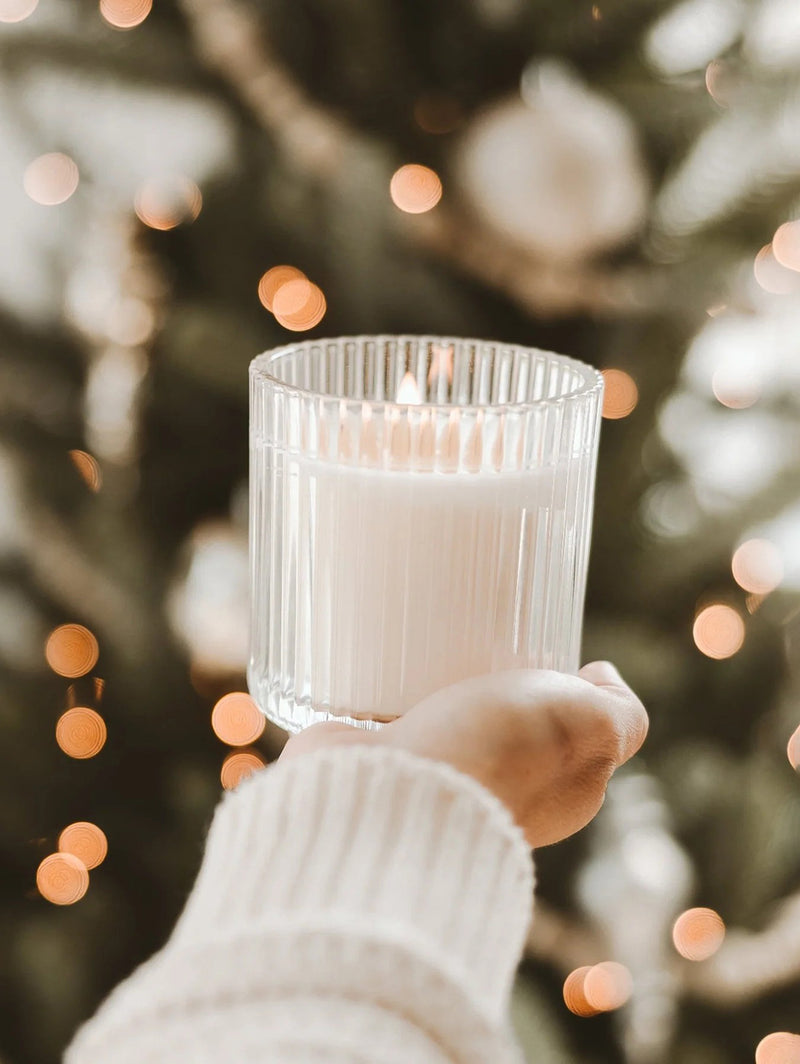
[397,372,422,404]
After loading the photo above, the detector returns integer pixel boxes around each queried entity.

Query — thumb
[279,721,373,762]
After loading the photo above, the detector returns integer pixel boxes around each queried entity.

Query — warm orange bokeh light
[220,749,266,790]
[45,624,99,678]
[0,0,38,21]
[390,164,443,214]
[693,604,745,660]
[36,852,89,905]
[58,822,108,870]
[99,0,152,28]
[258,265,306,312]
[563,966,601,1017]
[672,907,726,961]
[754,244,799,295]
[68,449,102,491]
[788,724,800,772]
[732,539,784,595]
[134,176,201,230]
[272,278,327,331]
[23,153,79,206]
[56,708,107,759]
[601,369,638,419]
[584,962,633,1012]
[755,1032,800,1064]
[211,692,266,747]
[772,221,800,273]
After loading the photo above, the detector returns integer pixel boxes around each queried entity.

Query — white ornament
[454,61,649,262]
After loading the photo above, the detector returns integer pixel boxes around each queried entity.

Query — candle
[249,337,603,731]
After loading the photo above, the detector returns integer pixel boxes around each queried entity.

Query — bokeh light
[563,966,601,1017]
[0,0,38,22]
[36,852,89,906]
[584,962,633,1011]
[693,604,745,660]
[672,907,726,960]
[413,94,463,135]
[272,278,326,331]
[55,708,107,759]
[68,449,102,492]
[45,624,99,678]
[754,244,800,294]
[732,539,784,595]
[220,749,266,790]
[134,175,202,230]
[58,822,108,870]
[258,265,306,312]
[712,364,762,409]
[772,221,800,272]
[755,1032,800,1064]
[99,0,152,29]
[788,724,800,771]
[211,691,266,747]
[23,153,79,206]
[105,296,156,346]
[601,369,639,419]
[389,164,442,214]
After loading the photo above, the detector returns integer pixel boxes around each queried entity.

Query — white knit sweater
[66,745,535,1063]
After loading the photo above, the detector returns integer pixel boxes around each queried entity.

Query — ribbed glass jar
[249,336,604,732]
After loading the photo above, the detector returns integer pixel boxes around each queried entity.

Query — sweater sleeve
[65,744,535,1064]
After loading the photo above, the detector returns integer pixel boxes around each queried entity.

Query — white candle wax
[254,424,594,725]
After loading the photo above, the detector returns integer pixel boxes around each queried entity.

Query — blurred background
[1,0,799,1061]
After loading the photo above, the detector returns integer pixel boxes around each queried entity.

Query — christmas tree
[1,0,798,1061]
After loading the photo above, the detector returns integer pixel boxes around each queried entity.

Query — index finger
[578,660,649,764]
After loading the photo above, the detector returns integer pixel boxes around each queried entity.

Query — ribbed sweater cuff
[170,744,534,1019]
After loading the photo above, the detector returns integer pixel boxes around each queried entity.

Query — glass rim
[250,334,604,414]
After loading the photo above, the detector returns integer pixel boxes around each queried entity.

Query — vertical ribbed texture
[171,745,534,1021]
[249,337,603,732]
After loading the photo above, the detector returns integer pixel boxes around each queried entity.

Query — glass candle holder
[249,336,604,732]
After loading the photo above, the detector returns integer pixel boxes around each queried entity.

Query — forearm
[66,745,534,1063]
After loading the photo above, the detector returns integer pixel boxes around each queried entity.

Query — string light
[36,852,89,905]
[99,0,152,29]
[583,962,633,1011]
[563,966,601,1016]
[134,176,202,231]
[0,0,38,21]
[45,624,99,678]
[23,153,79,206]
[390,164,443,214]
[258,265,306,312]
[272,278,327,331]
[788,724,800,771]
[693,604,745,660]
[56,707,107,759]
[211,691,266,746]
[672,907,726,960]
[58,822,108,870]
[601,369,638,419]
[755,1033,800,1064]
[68,450,102,492]
[732,539,784,595]
[220,749,266,790]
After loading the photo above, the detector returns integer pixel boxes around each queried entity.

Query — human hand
[280,662,648,848]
